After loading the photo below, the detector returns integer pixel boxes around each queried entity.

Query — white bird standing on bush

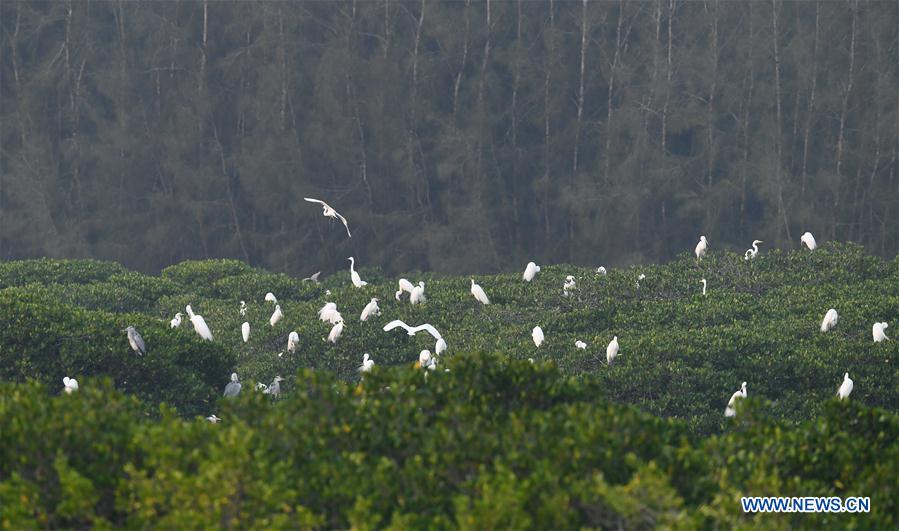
[597,266,607,275]
[265,292,278,304]
[575,340,587,350]
[328,320,344,344]
[744,240,763,260]
[170,313,182,329]
[695,235,708,261]
[701,278,707,296]
[606,336,620,366]
[820,308,839,332]
[801,231,817,250]
[185,305,213,341]
[872,322,889,342]
[241,321,250,343]
[206,414,222,423]
[223,373,241,397]
[396,278,415,300]
[288,331,300,353]
[319,302,342,324]
[125,326,147,355]
[304,197,352,237]
[418,350,436,370]
[563,275,576,296]
[532,326,544,347]
[270,304,283,327]
[348,257,368,287]
[359,353,374,373]
[239,301,247,316]
[63,376,79,394]
[360,298,380,321]
[470,279,490,305]
[724,382,747,417]
[837,372,853,400]
[410,282,426,305]
[523,262,541,282]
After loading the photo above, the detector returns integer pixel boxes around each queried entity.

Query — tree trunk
[572,0,589,175]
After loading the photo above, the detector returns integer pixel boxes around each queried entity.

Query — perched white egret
[63,376,79,394]
[241,321,250,343]
[303,272,321,283]
[348,257,368,287]
[532,326,544,347]
[470,279,490,305]
[185,305,214,341]
[303,197,352,237]
[695,235,708,261]
[263,376,284,398]
[435,337,447,356]
[872,322,889,342]
[288,331,300,353]
[170,313,183,329]
[744,240,763,260]
[563,276,576,296]
[801,231,817,250]
[206,414,222,423]
[265,292,278,304]
[125,326,147,356]
[820,308,839,332]
[606,336,620,366]
[837,372,853,400]
[701,278,707,296]
[396,278,415,300]
[239,301,247,316]
[724,382,747,417]
[410,282,426,305]
[270,304,284,327]
[418,350,436,370]
[255,382,268,392]
[523,262,541,282]
[597,266,607,275]
[359,353,374,373]
[328,320,344,344]
[223,373,241,397]
[383,320,442,340]
[575,340,587,350]
[319,302,342,325]
[360,298,381,321]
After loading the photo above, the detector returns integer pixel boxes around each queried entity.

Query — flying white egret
[185,305,214,341]
[532,326,544,347]
[170,313,183,329]
[801,231,817,250]
[319,302,342,324]
[523,262,541,282]
[744,240,763,260]
[701,278,707,296]
[597,266,607,275]
[303,272,321,283]
[563,276,576,296]
[575,340,587,350]
[470,279,490,305]
[348,257,368,287]
[383,320,443,339]
[837,372,853,400]
[241,322,250,343]
[63,376,79,394]
[410,282,426,305]
[263,376,284,398]
[695,235,708,261]
[820,308,839,332]
[360,298,381,321]
[206,414,222,423]
[270,304,284,327]
[265,292,278,304]
[606,336,620,366]
[359,353,374,373]
[435,337,447,355]
[223,373,241,397]
[304,197,352,237]
[288,331,300,353]
[724,382,747,417]
[328,320,344,344]
[239,301,247,316]
[125,326,147,356]
[872,322,889,342]
[396,278,415,300]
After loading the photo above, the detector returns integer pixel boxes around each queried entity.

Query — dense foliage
[1,1,897,275]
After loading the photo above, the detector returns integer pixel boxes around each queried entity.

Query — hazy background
[1,0,896,275]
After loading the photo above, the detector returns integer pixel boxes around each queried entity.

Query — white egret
[288,331,300,353]
[435,337,447,355]
[820,308,839,332]
[801,231,817,250]
[206,414,222,423]
[263,376,284,398]
[360,298,381,321]
[303,197,352,237]
[410,282,426,305]
[185,305,213,341]
[837,372,853,400]
[470,279,490,305]
[359,353,374,373]
[303,272,321,283]
[575,340,587,350]
[255,382,268,392]
[239,301,247,316]
[63,376,79,394]
[872,322,889,342]
[532,326,544,347]
[695,235,708,261]
[724,382,747,417]
[319,302,342,325]
[270,304,284,327]
[241,321,250,343]
[701,278,707,296]
[418,350,436,370]
[523,262,541,282]
[383,320,442,340]
[744,240,763,260]
[348,257,368,287]
[563,276,576,296]
[606,336,620,366]
[396,278,415,300]
[265,292,278,304]
[125,326,147,356]
[636,273,646,288]
[597,266,607,275]
[170,313,183,329]
[223,373,241,397]
[328,320,344,344]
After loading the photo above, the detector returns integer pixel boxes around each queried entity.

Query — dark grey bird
[125,326,147,356]
[263,376,284,398]
[223,373,241,397]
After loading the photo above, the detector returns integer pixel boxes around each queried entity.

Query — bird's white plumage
[563,275,576,296]
[470,279,490,305]
[596,266,607,275]
[523,262,541,282]
[435,337,447,355]
[206,414,222,423]
[820,308,839,332]
[304,197,352,237]
[695,235,708,260]
[348,257,368,287]
[288,331,300,353]
[872,322,889,342]
[701,278,707,296]
[532,326,544,347]
[319,302,342,325]
[606,336,620,366]
[270,304,284,327]
[383,320,443,340]
[170,313,183,329]
[396,278,415,300]
[186,305,214,341]
[744,240,763,260]
[265,292,278,304]
[359,353,374,372]
[328,320,344,344]
[63,376,79,394]
[575,340,587,350]
[360,298,380,321]
[239,301,247,316]
[801,231,817,250]
[725,382,747,417]
[837,372,853,400]
[241,321,250,343]
[410,282,426,305]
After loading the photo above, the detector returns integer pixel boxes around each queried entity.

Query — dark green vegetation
[1,1,897,275]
